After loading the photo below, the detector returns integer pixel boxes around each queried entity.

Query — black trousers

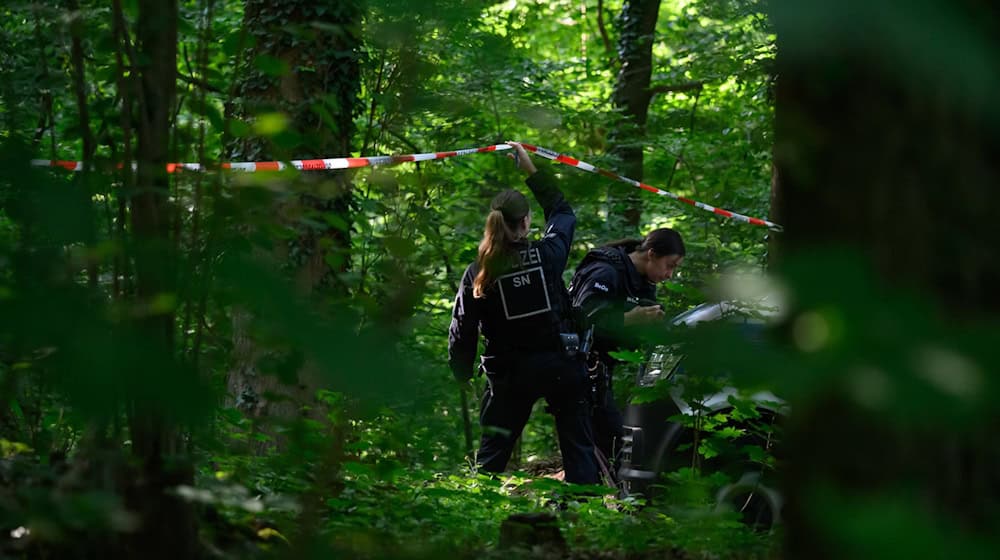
[477,351,598,484]
[591,363,625,466]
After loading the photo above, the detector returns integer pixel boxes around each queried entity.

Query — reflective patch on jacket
[497,266,552,320]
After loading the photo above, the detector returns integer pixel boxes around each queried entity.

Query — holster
[559,332,580,358]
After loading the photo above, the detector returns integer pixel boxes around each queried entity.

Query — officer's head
[489,189,531,239]
[473,189,531,297]
[634,228,685,283]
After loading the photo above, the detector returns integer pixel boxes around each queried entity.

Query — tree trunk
[772,2,999,313]
[771,0,1000,556]
[226,0,362,423]
[112,0,135,300]
[606,0,661,236]
[128,1,197,557]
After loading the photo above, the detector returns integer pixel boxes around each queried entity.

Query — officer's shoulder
[582,247,626,270]
[590,245,626,260]
[575,259,619,288]
[462,262,479,279]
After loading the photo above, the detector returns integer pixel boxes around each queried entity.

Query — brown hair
[604,227,685,257]
[473,189,530,298]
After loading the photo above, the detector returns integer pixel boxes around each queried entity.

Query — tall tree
[226,0,363,420]
[771,0,1000,557]
[128,1,197,556]
[606,0,662,235]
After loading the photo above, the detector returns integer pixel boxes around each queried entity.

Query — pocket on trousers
[484,370,511,398]
[479,354,511,376]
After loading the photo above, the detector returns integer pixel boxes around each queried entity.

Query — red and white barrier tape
[30,142,781,230]
[518,143,781,230]
[30,144,508,173]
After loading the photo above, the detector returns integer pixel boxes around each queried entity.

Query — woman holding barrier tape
[568,228,686,468]
[448,142,598,484]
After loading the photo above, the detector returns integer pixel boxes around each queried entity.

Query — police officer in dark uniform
[568,228,686,466]
[448,142,598,485]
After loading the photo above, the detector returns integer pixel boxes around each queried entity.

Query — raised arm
[508,142,576,272]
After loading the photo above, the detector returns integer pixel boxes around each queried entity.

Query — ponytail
[602,237,643,253]
[474,189,530,297]
[602,228,685,257]
[473,211,519,297]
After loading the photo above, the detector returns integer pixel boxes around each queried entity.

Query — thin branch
[487,81,503,140]
[32,95,53,147]
[665,87,702,191]
[385,128,420,154]
[31,5,57,155]
[360,50,386,155]
[112,0,135,299]
[187,0,215,368]
[648,80,704,98]
[596,0,619,67]
[66,0,99,291]
[179,69,223,93]
[66,1,95,162]
[384,129,458,294]
[112,0,150,137]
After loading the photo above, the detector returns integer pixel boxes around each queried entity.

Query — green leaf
[698,438,721,459]
[742,444,766,463]
[608,349,645,364]
[253,113,290,136]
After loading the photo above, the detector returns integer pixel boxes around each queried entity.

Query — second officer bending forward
[448,142,598,485]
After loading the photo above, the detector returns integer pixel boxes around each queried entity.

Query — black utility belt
[491,332,581,356]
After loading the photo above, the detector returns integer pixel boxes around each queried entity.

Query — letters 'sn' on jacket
[448,167,575,380]
[568,244,657,360]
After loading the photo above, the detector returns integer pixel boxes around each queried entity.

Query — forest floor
[475,456,778,560]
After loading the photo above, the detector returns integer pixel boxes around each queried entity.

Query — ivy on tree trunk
[606,0,661,236]
[226,0,364,421]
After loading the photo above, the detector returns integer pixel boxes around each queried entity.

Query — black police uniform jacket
[448,169,574,381]
[568,245,657,363]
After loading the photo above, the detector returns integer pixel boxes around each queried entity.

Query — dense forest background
[1,0,998,558]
